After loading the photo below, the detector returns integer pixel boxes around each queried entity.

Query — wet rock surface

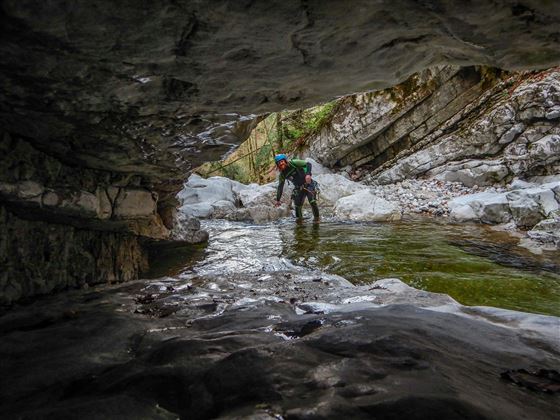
[178,174,291,223]
[1,271,558,419]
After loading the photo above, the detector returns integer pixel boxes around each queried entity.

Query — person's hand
[305,174,312,184]
[274,200,281,207]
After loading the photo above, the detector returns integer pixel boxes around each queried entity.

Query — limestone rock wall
[309,66,493,166]
[306,66,559,188]
[0,205,148,305]
[371,68,560,185]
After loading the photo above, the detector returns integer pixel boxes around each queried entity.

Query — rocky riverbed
[178,164,560,253]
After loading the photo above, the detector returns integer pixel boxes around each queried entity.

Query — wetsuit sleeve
[306,161,312,175]
[276,174,285,201]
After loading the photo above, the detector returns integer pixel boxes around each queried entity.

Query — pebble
[359,177,498,217]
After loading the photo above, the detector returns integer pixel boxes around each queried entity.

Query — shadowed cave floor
[0,270,558,420]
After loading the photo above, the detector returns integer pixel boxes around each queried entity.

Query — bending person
[274,154,320,222]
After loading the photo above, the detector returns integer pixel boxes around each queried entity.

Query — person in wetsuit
[274,154,320,222]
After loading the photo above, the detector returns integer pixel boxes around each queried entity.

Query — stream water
[150,218,560,317]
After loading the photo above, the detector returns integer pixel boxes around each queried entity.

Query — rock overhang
[2,0,560,173]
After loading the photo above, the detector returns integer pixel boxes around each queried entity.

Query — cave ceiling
[1,0,560,179]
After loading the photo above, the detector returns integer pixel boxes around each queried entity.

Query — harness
[292,179,320,201]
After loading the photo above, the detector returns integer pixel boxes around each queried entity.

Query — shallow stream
[150,218,560,316]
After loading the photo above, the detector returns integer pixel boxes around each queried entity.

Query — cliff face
[307,66,559,187]
[2,0,560,302]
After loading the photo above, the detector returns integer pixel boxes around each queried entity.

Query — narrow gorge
[1,1,559,419]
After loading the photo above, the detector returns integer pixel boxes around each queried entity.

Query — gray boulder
[179,174,239,218]
[449,192,512,224]
[334,189,401,221]
[527,217,560,249]
[314,173,368,206]
[179,175,291,222]
[430,160,510,187]
[449,182,560,228]
[508,195,544,228]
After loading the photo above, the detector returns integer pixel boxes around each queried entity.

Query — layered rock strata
[371,69,560,185]
[308,66,560,186]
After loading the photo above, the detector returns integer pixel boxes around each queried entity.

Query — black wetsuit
[276,159,320,220]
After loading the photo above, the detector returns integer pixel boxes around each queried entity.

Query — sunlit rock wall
[307,66,559,187]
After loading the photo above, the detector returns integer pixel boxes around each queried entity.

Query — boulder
[305,158,332,175]
[507,183,560,217]
[509,178,536,190]
[449,192,512,224]
[179,174,240,218]
[170,214,209,244]
[430,160,510,187]
[527,217,560,249]
[334,189,401,221]
[210,200,237,219]
[235,182,286,208]
[508,195,544,228]
[448,203,478,222]
[247,205,290,223]
[314,173,368,206]
[528,134,560,165]
[178,175,292,222]
[179,174,237,206]
[474,193,512,224]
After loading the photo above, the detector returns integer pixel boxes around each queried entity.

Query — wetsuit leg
[293,188,305,220]
[306,187,320,220]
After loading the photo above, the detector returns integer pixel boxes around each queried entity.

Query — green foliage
[195,99,339,184]
[221,164,244,182]
[282,101,337,146]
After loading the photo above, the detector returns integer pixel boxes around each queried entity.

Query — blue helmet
[274,154,287,163]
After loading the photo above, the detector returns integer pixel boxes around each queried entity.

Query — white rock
[510,184,560,216]
[248,205,290,223]
[179,174,237,206]
[210,200,237,219]
[448,192,511,224]
[507,196,544,228]
[528,134,560,164]
[508,178,535,190]
[333,189,401,221]
[449,204,477,221]
[235,182,277,207]
[529,174,560,184]
[527,217,560,249]
[431,160,509,187]
[314,173,367,206]
[305,158,331,175]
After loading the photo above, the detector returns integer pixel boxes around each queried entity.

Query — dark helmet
[274,154,287,164]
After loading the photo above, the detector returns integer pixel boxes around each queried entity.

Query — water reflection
[181,219,560,316]
[292,223,320,254]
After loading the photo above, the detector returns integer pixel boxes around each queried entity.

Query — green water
[280,220,560,316]
[158,220,560,317]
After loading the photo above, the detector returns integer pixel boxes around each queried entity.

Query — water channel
[149,218,560,317]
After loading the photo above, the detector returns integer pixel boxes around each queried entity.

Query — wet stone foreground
[1,267,559,419]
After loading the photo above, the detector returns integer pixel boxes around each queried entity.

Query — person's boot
[295,205,303,221]
[311,201,320,222]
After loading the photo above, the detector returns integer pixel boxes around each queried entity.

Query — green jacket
[276,159,312,201]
